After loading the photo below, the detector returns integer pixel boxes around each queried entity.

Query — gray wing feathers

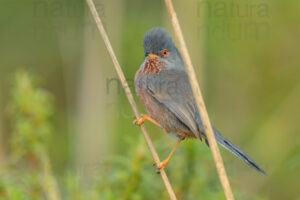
[146,70,201,138]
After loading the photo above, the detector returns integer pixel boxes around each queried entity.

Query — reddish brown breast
[134,57,165,121]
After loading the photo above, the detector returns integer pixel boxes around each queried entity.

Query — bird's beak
[147,53,158,59]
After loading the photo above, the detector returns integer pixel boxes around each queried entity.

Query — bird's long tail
[205,126,266,174]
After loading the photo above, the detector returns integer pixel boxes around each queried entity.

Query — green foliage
[0,170,43,200]
[0,71,56,199]
[10,71,53,164]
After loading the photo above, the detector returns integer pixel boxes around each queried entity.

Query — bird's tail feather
[207,127,266,174]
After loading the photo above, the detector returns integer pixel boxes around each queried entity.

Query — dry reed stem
[164,0,234,199]
[85,0,177,199]
[42,156,61,200]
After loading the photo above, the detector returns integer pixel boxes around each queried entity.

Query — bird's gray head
[143,27,183,67]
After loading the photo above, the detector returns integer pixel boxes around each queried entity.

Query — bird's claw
[132,119,138,126]
[153,163,162,174]
[155,168,161,174]
[132,114,145,126]
[153,161,167,174]
[155,165,165,174]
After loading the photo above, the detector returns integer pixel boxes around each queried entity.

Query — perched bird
[133,27,265,174]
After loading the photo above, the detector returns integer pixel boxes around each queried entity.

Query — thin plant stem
[85,0,177,199]
[164,0,234,199]
[41,156,61,200]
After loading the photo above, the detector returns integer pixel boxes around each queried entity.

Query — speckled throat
[143,57,165,74]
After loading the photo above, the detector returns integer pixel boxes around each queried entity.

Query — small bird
[133,27,265,174]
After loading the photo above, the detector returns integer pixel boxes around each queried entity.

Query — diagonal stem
[163,0,234,199]
[85,0,177,199]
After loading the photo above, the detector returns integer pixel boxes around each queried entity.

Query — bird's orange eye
[161,49,168,56]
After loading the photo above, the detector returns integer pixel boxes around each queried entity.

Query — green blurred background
[0,0,299,199]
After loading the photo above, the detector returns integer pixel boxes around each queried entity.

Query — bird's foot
[132,114,146,126]
[132,114,166,132]
[154,159,169,174]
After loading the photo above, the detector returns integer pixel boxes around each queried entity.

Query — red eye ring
[161,49,168,56]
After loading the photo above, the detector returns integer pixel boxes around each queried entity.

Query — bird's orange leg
[156,137,184,173]
[133,114,166,131]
